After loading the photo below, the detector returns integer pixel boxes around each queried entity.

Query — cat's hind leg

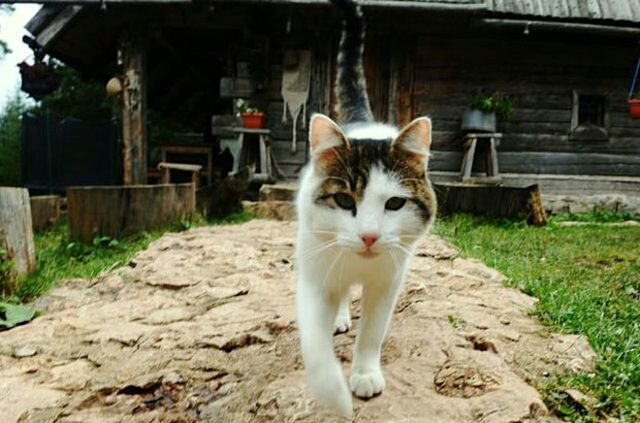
[296,279,353,416]
[334,291,352,334]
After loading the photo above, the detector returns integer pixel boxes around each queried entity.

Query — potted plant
[461,91,513,132]
[627,57,640,118]
[628,99,640,119]
[235,99,265,129]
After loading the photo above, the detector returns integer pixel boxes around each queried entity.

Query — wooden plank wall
[412,35,640,177]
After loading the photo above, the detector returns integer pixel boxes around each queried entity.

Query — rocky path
[0,220,595,422]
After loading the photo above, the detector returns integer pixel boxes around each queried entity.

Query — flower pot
[628,99,640,119]
[241,113,265,129]
[461,109,496,133]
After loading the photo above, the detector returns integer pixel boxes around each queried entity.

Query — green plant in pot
[462,91,513,132]
[235,99,265,129]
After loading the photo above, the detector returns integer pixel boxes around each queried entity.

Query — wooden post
[0,188,36,275]
[121,28,148,185]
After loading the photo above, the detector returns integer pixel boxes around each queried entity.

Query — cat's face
[306,114,436,258]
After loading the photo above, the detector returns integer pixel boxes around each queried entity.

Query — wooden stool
[230,127,274,183]
[460,133,502,182]
[158,162,203,187]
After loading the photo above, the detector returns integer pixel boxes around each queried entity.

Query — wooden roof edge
[217,0,487,11]
[482,16,640,35]
[21,0,484,6]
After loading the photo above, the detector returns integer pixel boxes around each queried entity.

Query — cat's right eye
[333,193,356,210]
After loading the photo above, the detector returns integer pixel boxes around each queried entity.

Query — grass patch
[4,210,256,304]
[552,210,640,224]
[434,214,640,421]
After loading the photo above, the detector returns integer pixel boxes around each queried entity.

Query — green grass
[4,210,256,303]
[434,214,640,422]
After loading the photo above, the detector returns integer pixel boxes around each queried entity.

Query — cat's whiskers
[320,250,344,288]
[298,240,338,261]
[299,241,337,260]
[392,242,414,257]
[389,249,401,280]
[310,230,339,236]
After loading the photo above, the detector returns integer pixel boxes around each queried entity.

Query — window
[571,91,609,141]
[578,95,605,126]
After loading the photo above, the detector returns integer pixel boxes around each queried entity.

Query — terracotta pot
[628,99,640,119]
[241,113,265,129]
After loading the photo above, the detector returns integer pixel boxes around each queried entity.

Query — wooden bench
[157,162,203,187]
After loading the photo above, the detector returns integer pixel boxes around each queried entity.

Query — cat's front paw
[333,314,352,334]
[349,368,385,398]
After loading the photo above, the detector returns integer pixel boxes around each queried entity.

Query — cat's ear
[391,117,432,164]
[309,114,350,166]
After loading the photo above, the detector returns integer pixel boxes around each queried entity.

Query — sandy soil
[0,219,596,422]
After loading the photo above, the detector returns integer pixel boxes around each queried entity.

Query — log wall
[411,35,640,177]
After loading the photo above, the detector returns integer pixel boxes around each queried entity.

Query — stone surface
[543,193,640,215]
[0,220,597,422]
[242,200,296,221]
[258,183,297,202]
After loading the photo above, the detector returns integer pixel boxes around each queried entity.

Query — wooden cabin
[22,0,640,196]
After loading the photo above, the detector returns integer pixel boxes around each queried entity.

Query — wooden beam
[14,0,190,3]
[121,28,148,185]
[25,6,64,35]
[34,6,83,47]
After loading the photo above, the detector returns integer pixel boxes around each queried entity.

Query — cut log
[0,188,36,276]
[67,184,195,243]
[434,183,548,226]
[30,195,61,232]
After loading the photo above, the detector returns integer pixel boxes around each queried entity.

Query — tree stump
[67,184,196,243]
[434,183,548,226]
[30,195,61,232]
[0,188,36,275]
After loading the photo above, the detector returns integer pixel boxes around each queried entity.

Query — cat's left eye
[385,197,406,211]
[333,193,356,210]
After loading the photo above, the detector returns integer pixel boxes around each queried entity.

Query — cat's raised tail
[330,0,374,125]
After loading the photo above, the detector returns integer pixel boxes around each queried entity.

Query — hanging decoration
[281,50,312,153]
[18,36,60,100]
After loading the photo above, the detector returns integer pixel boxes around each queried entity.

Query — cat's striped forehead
[313,138,436,222]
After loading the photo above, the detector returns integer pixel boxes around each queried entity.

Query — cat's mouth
[357,250,379,259]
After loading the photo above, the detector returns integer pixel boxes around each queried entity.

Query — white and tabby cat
[295,0,437,416]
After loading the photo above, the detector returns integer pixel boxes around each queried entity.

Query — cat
[294,0,437,416]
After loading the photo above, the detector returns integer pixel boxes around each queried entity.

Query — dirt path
[0,220,596,422]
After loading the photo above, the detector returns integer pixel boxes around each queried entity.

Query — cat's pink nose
[360,234,379,248]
